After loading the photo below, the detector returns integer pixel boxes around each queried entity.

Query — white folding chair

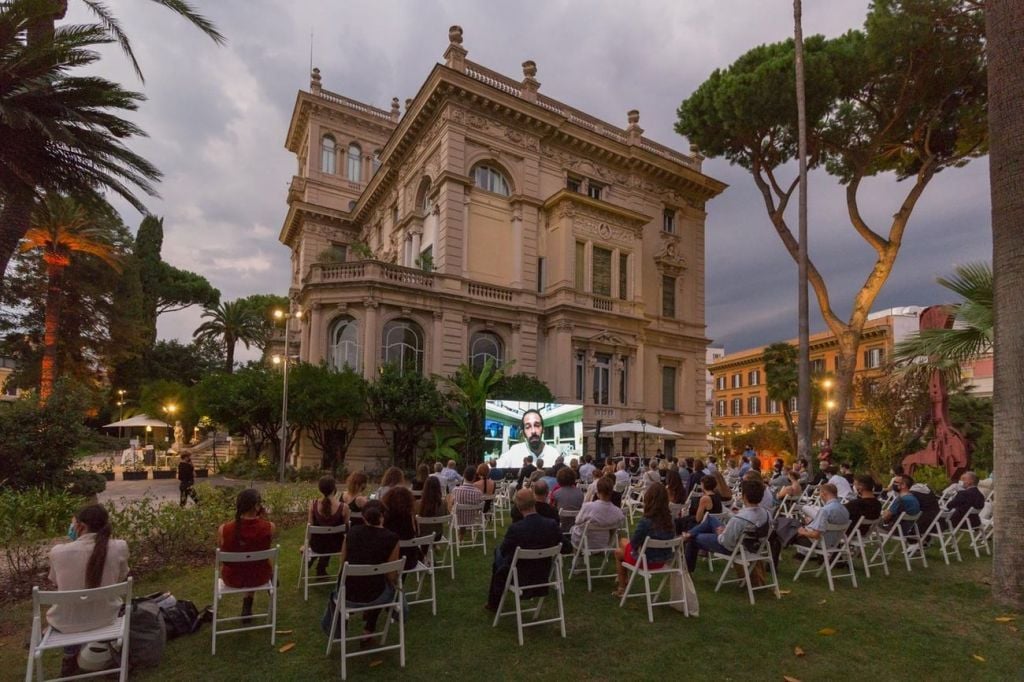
[872,512,927,572]
[481,495,499,538]
[557,507,580,535]
[492,545,566,646]
[847,517,888,578]
[297,524,347,600]
[618,536,693,622]
[26,579,133,682]
[568,520,624,591]
[622,486,644,525]
[956,507,989,557]
[669,502,686,519]
[793,522,858,591]
[705,511,732,572]
[452,502,487,556]
[921,509,963,565]
[326,559,406,680]
[400,534,437,615]
[416,514,455,579]
[714,530,781,605]
[212,546,279,654]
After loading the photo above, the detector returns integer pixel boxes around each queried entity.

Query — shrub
[0,380,88,489]
[913,465,954,493]
[0,488,84,601]
[65,469,107,497]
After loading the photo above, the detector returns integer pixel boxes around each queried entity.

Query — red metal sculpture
[900,306,970,482]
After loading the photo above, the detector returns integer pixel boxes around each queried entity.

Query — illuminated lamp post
[273,307,302,482]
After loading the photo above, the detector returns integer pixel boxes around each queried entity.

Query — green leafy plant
[65,469,107,497]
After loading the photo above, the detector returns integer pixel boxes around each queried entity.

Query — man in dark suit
[516,455,536,489]
[486,488,562,610]
[947,471,986,528]
[510,480,559,523]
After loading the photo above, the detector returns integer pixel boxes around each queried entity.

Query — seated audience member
[910,479,942,536]
[682,457,695,480]
[511,480,559,523]
[745,470,775,515]
[946,471,985,527]
[448,466,483,530]
[613,483,676,597]
[737,456,752,478]
[882,474,922,530]
[344,472,370,525]
[840,462,855,485]
[307,476,349,576]
[219,489,275,623]
[706,455,719,474]
[411,464,430,492]
[665,469,687,509]
[485,489,563,610]
[416,476,448,540]
[334,500,402,638]
[570,476,626,550]
[48,504,130,677]
[677,475,723,533]
[779,483,850,549]
[886,464,905,491]
[793,458,810,485]
[376,466,406,500]
[584,466,612,502]
[844,474,882,531]
[613,461,631,494]
[682,479,770,573]
[750,457,763,476]
[516,455,537,489]
[578,454,597,485]
[551,468,584,531]
[825,465,854,501]
[474,463,497,511]
[383,486,419,571]
[768,458,787,492]
[439,459,464,494]
[540,465,559,494]
[713,470,734,504]
[687,459,706,495]
[776,470,803,502]
[551,456,567,476]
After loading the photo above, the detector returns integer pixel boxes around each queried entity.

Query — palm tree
[193,300,262,373]
[442,358,506,466]
[893,263,993,378]
[986,0,1024,610]
[20,194,121,399]
[27,0,224,82]
[0,2,161,282]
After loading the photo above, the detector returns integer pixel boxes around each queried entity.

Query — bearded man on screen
[496,409,560,469]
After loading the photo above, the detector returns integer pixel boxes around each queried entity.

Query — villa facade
[279,26,726,469]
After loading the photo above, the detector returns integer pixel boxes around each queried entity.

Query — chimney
[521,60,540,102]
[444,25,467,72]
[626,109,643,145]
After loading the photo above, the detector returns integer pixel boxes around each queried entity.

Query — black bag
[162,599,202,639]
[119,598,166,670]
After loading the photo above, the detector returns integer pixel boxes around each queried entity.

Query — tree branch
[846,175,889,253]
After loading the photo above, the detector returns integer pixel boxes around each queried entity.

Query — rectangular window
[768,399,779,414]
[544,425,555,441]
[587,182,603,200]
[747,369,760,386]
[593,353,611,405]
[789,396,798,413]
[575,351,585,401]
[619,355,629,405]
[834,355,842,372]
[618,253,628,300]
[864,347,885,368]
[662,366,677,411]
[329,243,348,262]
[558,421,575,439]
[715,376,726,391]
[811,358,825,374]
[592,247,612,297]
[574,241,585,290]
[716,400,726,417]
[748,395,761,415]
[662,208,676,234]
[418,245,433,272]
[662,275,676,318]
[537,257,545,293]
[731,373,742,389]
[566,176,581,193]
[731,398,742,416]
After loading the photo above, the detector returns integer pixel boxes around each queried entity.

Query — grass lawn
[2,515,1021,681]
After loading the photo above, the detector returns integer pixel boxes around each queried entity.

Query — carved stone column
[431,311,444,374]
[363,298,379,377]
[308,302,324,364]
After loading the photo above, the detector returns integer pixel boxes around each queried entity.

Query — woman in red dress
[218,488,275,621]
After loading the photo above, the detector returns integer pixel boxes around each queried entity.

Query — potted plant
[195,463,210,478]
[152,466,176,480]
[98,457,115,482]
[122,459,149,481]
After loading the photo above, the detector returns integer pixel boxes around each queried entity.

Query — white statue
[173,420,185,452]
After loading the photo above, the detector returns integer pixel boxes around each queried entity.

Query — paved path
[98,475,258,505]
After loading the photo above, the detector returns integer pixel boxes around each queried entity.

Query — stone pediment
[587,329,634,348]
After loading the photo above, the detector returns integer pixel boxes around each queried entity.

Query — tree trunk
[39,260,65,401]
[781,404,798,456]
[829,334,861,442]
[0,190,35,286]
[988,0,1024,610]
[225,334,235,373]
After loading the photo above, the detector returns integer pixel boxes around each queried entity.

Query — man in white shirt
[826,465,854,501]
[578,455,597,485]
[495,409,560,469]
[438,459,463,494]
[613,461,631,493]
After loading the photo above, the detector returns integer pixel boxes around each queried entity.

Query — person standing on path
[178,451,199,507]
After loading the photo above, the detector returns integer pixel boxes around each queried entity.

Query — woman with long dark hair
[218,488,275,622]
[308,476,348,576]
[48,504,130,675]
[416,476,447,540]
[377,466,406,500]
[344,472,370,525]
[612,482,675,598]
[383,486,420,570]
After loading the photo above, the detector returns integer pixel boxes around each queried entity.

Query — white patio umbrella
[583,420,683,438]
[103,413,172,429]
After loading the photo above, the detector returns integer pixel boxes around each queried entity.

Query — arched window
[321,135,336,174]
[418,179,433,212]
[347,143,362,182]
[381,318,424,374]
[469,331,504,373]
[472,164,510,196]
[329,316,361,372]
[372,149,382,174]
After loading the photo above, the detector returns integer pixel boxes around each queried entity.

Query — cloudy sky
[67,0,992,358]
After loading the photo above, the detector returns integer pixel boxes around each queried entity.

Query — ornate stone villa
[279,26,726,468]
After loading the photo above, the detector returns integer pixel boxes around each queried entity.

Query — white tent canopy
[583,420,683,438]
[103,414,171,429]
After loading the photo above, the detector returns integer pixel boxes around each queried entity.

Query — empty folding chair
[956,507,989,558]
[618,536,693,622]
[792,523,858,591]
[26,579,133,682]
[481,495,499,538]
[847,517,888,578]
[416,514,455,579]
[326,559,406,680]
[297,524,347,600]
[400,534,437,615]
[714,530,781,605]
[212,546,280,655]
[568,520,623,591]
[492,545,566,646]
[452,502,487,556]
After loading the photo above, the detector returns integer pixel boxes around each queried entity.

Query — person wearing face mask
[882,474,921,531]
[48,504,130,677]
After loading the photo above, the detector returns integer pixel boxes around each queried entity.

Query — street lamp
[273,306,302,482]
[825,399,836,441]
[115,389,127,438]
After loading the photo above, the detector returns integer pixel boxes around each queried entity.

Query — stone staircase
[183,434,233,470]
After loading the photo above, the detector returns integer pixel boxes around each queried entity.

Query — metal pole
[278,312,291,483]
[794,0,812,468]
